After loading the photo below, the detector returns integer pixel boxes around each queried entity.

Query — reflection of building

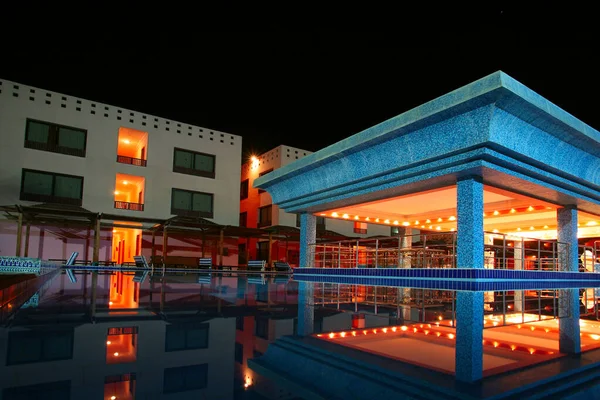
[240,145,389,266]
[0,78,242,265]
[0,271,239,399]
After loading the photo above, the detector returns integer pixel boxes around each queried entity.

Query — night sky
[2,14,598,162]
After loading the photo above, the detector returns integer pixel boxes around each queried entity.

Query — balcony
[116,127,148,168]
[116,155,147,167]
[114,173,145,212]
[114,201,144,211]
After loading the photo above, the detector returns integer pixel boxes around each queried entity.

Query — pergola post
[23,223,31,257]
[268,232,273,267]
[218,228,224,267]
[93,215,101,263]
[163,226,169,272]
[201,231,206,258]
[84,228,90,263]
[15,212,23,257]
[151,230,157,263]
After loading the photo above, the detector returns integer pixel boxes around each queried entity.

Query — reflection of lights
[449,216,456,221]
[391,327,397,332]
[244,376,253,388]
[437,217,443,222]
[114,352,119,356]
[111,396,117,400]
[510,345,516,351]
[123,139,130,144]
[591,334,600,340]
[109,301,113,305]
[382,328,388,333]
[328,333,334,339]
[528,206,534,211]
[400,326,408,331]
[425,219,431,224]
[106,341,111,345]
[493,210,499,216]
[493,341,499,348]
[342,214,349,219]
[352,331,357,337]
[340,332,346,338]
[510,208,516,213]
[447,334,455,339]
[402,221,410,226]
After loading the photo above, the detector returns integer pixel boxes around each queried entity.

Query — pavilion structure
[254,71,600,382]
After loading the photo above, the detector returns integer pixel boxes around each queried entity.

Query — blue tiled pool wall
[293,267,600,281]
[295,274,593,291]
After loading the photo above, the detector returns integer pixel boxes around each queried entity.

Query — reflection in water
[0,271,599,399]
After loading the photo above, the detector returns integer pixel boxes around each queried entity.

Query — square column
[455,176,484,382]
[297,282,315,336]
[557,206,581,354]
[457,176,484,269]
[299,213,317,268]
[455,292,484,382]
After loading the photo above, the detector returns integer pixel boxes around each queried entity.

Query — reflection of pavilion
[253,70,600,394]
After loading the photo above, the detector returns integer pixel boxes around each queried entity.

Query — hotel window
[24,119,87,157]
[20,169,84,206]
[165,322,209,352]
[257,205,272,227]
[239,212,247,228]
[7,329,74,365]
[171,188,213,218]
[258,168,273,194]
[354,222,367,234]
[240,179,249,199]
[163,364,208,394]
[173,148,215,178]
[296,215,326,231]
[255,317,269,339]
[3,381,71,400]
[106,326,138,364]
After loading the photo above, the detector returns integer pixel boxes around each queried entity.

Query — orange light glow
[447,334,455,339]
[340,332,346,338]
[529,348,535,355]
[382,328,388,333]
[106,341,111,345]
[363,330,368,335]
[493,341,499,348]
[328,333,334,339]
[352,331,357,337]
[391,327,397,332]
[114,352,119,356]
[400,326,408,331]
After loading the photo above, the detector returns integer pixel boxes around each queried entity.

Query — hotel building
[240,145,391,267]
[0,79,242,265]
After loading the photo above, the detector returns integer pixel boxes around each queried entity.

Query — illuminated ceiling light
[342,214,349,219]
[402,221,410,226]
[365,217,370,221]
[437,217,443,222]
[111,396,116,400]
[319,213,326,216]
[106,341,111,345]
[354,215,359,220]
[543,225,549,229]
[586,221,598,226]
[517,227,522,231]
[436,226,441,231]
[425,219,431,224]
[393,220,399,225]
[112,229,117,233]
[428,225,433,229]
[449,216,456,221]
[114,191,119,195]
[483,213,487,217]
[123,139,130,144]
[109,301,113,305]
[421,225,425,228]
[493,210,499,216]
[375,218,380,223]
[546,206,553,210]
[529,226,535,230]
[493,229,499,233]
[414,220,419,225]
[510,208,516,213]
[113,352,119,356]
[450,228,455,232]
[527,206,534,211]
[123,180,128,185]
[384,219,390,224]
[331,212,339,217]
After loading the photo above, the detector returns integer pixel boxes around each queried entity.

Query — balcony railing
[114,201,144,211]
[309,232,571,271]
[116,155,147,167]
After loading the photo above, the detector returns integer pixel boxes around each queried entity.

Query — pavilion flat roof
[255,71,600,190]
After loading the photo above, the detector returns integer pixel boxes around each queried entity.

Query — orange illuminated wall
[112,227,143,264]
[108,272,140,309]
[114,173,145,207]
[106,327,138,364]
[117,127,148,161]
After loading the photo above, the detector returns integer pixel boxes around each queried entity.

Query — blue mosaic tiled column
[299,213,317,268]
[297,282,315,336]
[557,206,581,354]
[455,176,484,382]
[455,292,484,382]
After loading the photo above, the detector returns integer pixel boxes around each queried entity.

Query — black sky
[1,10,598,162]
